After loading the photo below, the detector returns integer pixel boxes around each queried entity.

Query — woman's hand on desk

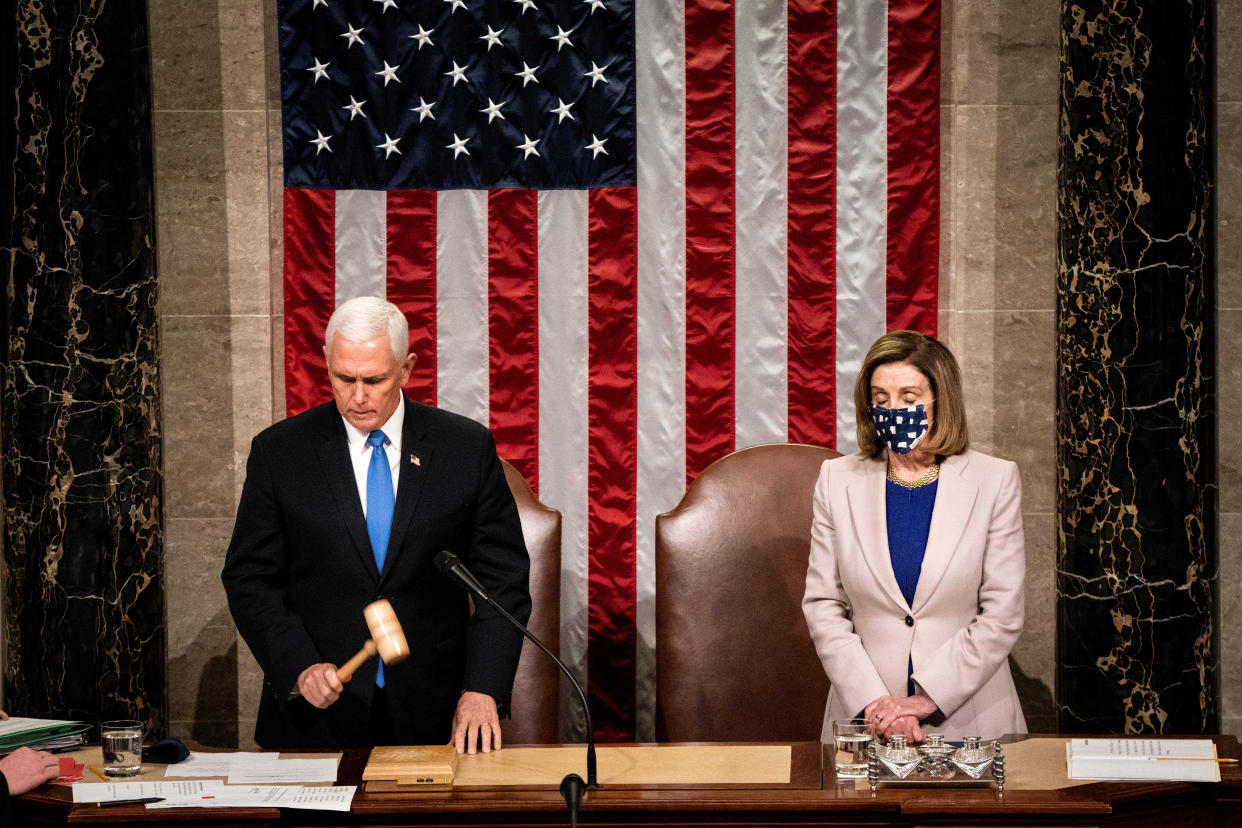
[864,694,939,743]
[874,715,924,743]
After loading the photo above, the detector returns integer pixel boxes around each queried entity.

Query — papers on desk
[0,716,90,754]
[72,780,225,803]
[166,751,340,784]
[165,752,271,777]
[149,785,356,811]
[73,751,350,811]
[1067,738,1221,782]
[72,778,355,812]
[229,758,341,784]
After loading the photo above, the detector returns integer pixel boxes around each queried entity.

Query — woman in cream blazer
[803,331,1026,743]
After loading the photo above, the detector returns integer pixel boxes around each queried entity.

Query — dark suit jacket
[0,770,9,826]
[221,399,531,748]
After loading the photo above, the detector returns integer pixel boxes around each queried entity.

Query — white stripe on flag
[634,0,687,741]
[835,1,889,453]
[436,190,489,425]
[734,0,789,449]
[536,189,590,740]
[335,189,387,306]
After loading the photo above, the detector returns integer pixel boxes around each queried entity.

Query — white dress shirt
[341,395,403,517]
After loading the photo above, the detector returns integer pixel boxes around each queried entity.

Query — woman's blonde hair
[854,330,970,458]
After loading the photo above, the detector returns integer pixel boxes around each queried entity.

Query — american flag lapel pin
[410,454,420,466]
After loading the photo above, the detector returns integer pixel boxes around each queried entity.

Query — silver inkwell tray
[867,734,1006,790]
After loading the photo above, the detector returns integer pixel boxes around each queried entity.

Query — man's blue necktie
[366,430,394,687]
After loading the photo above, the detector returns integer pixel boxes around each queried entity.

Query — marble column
[3,1,165,733]
[1056,1,1215,732]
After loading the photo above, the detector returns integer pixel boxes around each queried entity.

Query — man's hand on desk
[297,663,345,708]
[452,691,501,755]
[0,746,60,796]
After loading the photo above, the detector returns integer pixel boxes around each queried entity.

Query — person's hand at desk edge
[0,711,62,805]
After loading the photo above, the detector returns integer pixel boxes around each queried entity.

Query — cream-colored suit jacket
[802,450,1027,741]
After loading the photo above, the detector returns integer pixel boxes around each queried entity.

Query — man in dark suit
[222,297,531,752]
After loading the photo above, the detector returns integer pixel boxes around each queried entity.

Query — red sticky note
[57,757,84,783]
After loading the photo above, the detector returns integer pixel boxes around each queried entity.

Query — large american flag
[277,0,939,741]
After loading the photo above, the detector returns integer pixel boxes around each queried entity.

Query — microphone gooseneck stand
[433,550,598,826]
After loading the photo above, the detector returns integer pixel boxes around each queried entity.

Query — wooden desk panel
[446,742,821,789]
[14,738,1242,827]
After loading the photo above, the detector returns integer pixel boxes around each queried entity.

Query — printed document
[1067,738,1220,782]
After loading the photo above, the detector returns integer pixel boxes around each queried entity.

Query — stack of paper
[1067,738,1222,782]
[0,717,91,755]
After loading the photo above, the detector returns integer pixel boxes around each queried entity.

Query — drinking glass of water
[832,718,871,779]
[101,719,143,777]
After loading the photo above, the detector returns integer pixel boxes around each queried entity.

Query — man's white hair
[324,296,409,363]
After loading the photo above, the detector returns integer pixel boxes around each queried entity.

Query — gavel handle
[336,639,378,683]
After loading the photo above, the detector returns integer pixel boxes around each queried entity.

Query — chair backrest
[655,443,839,742]
[501,460,562,745]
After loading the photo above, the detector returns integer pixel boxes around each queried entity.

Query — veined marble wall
[1056,0,1215,733]
[148,1,1238,745]
[3,0,164,732]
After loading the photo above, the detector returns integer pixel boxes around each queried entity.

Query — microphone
[560,773,585,828]
[435,548,493,601]
[434,549,599,796]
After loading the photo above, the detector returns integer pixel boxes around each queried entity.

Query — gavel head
[364,599,410,665]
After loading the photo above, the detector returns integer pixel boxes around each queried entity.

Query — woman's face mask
[868,361,935,454]
[870,403,929,454]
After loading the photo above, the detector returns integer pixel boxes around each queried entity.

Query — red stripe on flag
[283,187,336,417]
[487,189,539,490]
[586,186,638,741]
[386,190,437,406]
[886,0,940,335]
[787,0,838,448]
[684,0,736,482]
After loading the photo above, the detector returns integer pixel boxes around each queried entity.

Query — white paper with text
[1067,738,1220,782]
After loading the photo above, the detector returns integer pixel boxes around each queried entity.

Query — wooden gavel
[336,599,410,682]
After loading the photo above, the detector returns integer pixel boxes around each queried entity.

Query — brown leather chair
[500,460,562,744]
[655,443,839,742]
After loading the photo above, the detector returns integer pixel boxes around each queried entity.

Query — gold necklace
[887,462,940,489]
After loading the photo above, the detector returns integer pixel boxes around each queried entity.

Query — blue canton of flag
[280,0,636,190]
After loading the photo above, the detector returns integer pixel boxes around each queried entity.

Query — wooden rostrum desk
[15,737,1242,827]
